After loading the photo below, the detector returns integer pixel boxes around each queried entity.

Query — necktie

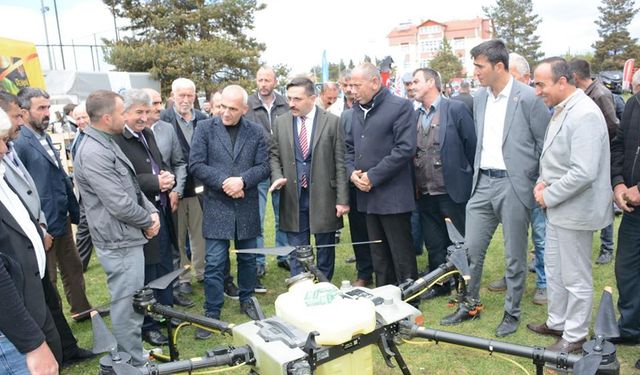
[136,132,168,208]
[299,116,308,188]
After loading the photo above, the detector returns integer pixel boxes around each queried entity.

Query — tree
[103,0,266,98]
[273,63,291,93]
[592,0,640,71]
[429,38,463,83]
[483,0,543,67]
[310,62,342,82]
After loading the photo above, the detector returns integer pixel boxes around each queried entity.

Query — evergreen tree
[429,38,463,84]
[103,0,265,98]
[348,59,355,70]
[592,0,640,71]
[483,0,543,66]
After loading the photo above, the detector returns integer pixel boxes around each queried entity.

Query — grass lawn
[59,204,639,375]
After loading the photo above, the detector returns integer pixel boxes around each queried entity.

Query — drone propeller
[91,311,118,354]
[72,266,190,320]
[572,287,619,375]
[233,240,382,256]
[444,218,464,245]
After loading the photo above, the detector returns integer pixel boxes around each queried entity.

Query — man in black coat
[113,89,176,347]
[345,63,418,287]
[0,108,59,374]
[609,71,640,346]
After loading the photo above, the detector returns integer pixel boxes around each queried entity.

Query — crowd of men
[1,38,639,374]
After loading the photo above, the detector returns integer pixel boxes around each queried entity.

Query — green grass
[59,205,639,375]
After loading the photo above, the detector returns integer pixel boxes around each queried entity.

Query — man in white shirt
[441,40,550,338]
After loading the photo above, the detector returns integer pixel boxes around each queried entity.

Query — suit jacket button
[146,159,150,163]
[27,190,32,194]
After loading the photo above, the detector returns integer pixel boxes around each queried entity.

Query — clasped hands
[144,212,160,239]
[223,176,245,199]
[614,184,640,212]
[351,170,372,192]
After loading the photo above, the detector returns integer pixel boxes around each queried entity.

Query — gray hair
[509,53,530,77]
[72,101,87,116]
[122,89,152,112]
[257,65,276,79]
[221,85,248,105]
[0,107,10,137]
[354,63,381,81]
[339,70,352,80]
[320,82,338,94]
[171,77,196,93]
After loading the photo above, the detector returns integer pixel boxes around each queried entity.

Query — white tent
[44,70,161,105]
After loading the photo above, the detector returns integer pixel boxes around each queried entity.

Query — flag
[322,50,329,83]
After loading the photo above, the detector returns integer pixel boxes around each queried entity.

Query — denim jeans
[203,238,257,318]
[286,203,336,281]
[599,223,614,252]
[531,206,547,289]
[256,179,288,265]
[0,333,29,375]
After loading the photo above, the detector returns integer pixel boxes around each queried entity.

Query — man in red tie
[269,77,349,281]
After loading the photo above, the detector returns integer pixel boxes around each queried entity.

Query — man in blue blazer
[14,88,94,319]
[189,85,270,339]
[411,68,476,299]
[345,63,418,288]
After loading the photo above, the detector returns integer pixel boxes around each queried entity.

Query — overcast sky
[1,0,639,74]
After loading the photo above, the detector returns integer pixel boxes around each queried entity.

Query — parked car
[599,70,623,94]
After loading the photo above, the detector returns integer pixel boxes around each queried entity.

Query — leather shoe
[353,278,373,287]
[440,304,480,326]
[487,277,507,292]
[277,259,290,271]
[62,347,96,367]
[143,329,169,346]
[527,322,563,337]
[596,251,613,265]
[178,282,193,295]
[240,300,261,320]
[421,286,451,301]
[495,312,519,337]
[546,337,586,353]
[195,327,212,340]
[173,291,194,308]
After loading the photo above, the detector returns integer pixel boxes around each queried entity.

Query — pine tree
[592,0,640,71]
[483,0,543,67]
[103,0,265,98]
[429,38,463,84]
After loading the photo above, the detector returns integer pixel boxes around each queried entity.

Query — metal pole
[93,34,101,71]
[89,46,96,71]
[52,0,66,69]
[71,39,78,70]
[40,0,53,70]
[111,4,119,41]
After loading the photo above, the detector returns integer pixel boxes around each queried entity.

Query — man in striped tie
[269,77,349,281]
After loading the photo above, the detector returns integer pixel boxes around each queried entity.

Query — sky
[1,0,639,74]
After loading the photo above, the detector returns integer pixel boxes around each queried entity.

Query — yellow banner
[0,37,46,94]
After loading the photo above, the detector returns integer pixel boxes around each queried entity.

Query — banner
[0,37,46,94]
[622,59,635,92]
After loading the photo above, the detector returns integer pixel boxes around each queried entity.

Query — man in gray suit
[269,77,349,281]
[441,40,550,337]
[527,57,612,353]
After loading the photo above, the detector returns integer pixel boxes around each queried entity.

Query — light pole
[52,0,66,69]
[40,0,54,70]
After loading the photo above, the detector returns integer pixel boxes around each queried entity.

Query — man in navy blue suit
[411,68,476,299]
[189,85,270,339]
[14,88,94,320]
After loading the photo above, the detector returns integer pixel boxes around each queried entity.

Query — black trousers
[615,209,640,339]
[76,198,93,272]
[417,193,466,273]
[348,187,373,281]
[41,267,72,364]
[366,212,417,286]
